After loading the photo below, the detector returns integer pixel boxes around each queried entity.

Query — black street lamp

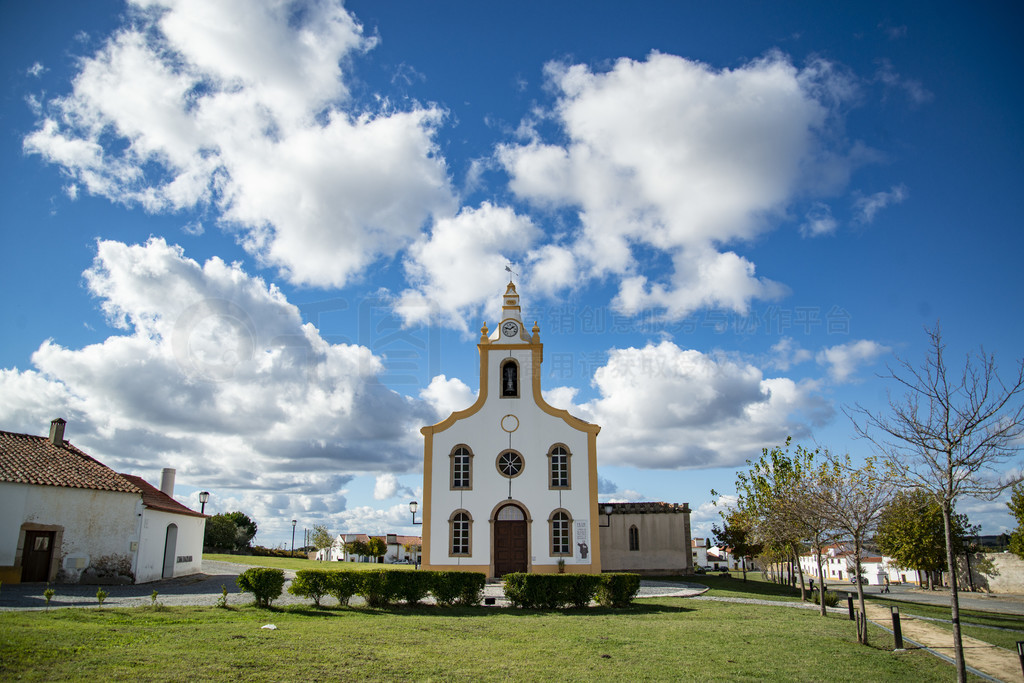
[410,501,422,525]
[599,503,614,527]
[291,519,297,555]
[198,491,209,515]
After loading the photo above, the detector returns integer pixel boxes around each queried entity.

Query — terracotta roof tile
[121,474,205,518]
[0,429,139,494]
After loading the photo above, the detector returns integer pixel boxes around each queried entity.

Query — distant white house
[0,419,206,584]
[799,544,906,586]
[315,533,421,564]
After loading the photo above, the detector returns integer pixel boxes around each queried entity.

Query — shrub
[455,572,486,606]
[396,571,432,606]
[358,570,403,608]
[430,571,462,607]
[565,574,601,608]
[327,572,360,606]
[236,567,285,608]
[812,590,840,607]
[288,569,333,607]
[596,573,641,608]
[503,573,566,609]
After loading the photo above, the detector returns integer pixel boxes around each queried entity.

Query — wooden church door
[493,504,527,577]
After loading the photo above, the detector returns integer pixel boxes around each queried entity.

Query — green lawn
[0,597,979,681]
[203,553,414,573]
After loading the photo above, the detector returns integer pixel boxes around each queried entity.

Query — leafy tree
[345,539,369,559]
[712,510,761,581]
[203,514,238,550]
[310,525,334,554]
[850,324,1024,682]
[877,489,970,586]
[366,537,387,562]
[1008,482,1024,560]
[810,455,895,644]
[724,437,834,610]
[204,512,258,551]
[224,511,258,549]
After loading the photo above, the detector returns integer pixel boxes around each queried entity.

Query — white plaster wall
[428,345,595,570]
[957,552,1024,593]
[135,508,206,583]
[0,482,30,566]
[1,481,141,582]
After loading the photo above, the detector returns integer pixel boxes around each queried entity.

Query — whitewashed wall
[0,481,141,583]
[135,508,206,583]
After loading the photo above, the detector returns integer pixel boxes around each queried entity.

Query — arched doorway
[162,524,178,579]
[493,504,527,577]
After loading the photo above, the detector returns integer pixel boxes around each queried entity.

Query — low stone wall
[953,552,1024,593]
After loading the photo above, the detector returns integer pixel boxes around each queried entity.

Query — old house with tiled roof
[0,419,206,584]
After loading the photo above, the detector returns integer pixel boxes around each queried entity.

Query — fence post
[847,595,855,620]
[891,606,904,651]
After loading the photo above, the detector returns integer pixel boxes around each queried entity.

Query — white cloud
[816,339,891,383]
[499,51,858,320]
[853,185,908,223]
[419,375,476,421]
[801,202,838,237]
[0,238,432,498]
[396,202,540,328]
[768,337,814,371]
[373,473,399,500]
[577,341,832,469]
[23,0,455,289]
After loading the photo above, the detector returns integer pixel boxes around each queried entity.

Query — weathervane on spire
[505,264,519,282]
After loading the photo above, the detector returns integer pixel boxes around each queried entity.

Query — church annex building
[420,281,691,578]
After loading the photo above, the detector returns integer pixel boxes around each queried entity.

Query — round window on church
[496,450,524,478]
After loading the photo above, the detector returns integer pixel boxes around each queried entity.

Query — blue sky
[2,1,1022,546]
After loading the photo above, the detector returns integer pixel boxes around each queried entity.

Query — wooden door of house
[493,505,527,577]
[21,531,55,582]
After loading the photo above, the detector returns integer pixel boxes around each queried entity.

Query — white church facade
[420,282,603,577]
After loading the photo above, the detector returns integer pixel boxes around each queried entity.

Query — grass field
[0,592,981,681]
[202,553,414,573]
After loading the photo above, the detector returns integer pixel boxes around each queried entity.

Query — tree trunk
[816,549,827,617]
[854,552,868,645]
[943,501,967,683]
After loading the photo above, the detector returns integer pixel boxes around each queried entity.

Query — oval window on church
[496,450,524,478]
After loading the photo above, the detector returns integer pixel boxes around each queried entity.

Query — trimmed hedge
[285,569,486,608]
[596,573,641,607]
[504,573,637,609]
[284,570,634,610]
[287,570,333,607]
[431,571,485,607]
[236,567,285,608]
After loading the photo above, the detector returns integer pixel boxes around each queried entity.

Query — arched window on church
[547,445,571,489]
[449,510,472,557]
[549,509,572,556]
[628,525,640,552]
[450,446,473,490]
[500,359,519,398]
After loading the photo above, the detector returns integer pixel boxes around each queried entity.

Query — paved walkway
[861,602,1023,683]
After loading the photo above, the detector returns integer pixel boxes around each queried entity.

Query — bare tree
[811,454,895,644]
[850,324,1024,680]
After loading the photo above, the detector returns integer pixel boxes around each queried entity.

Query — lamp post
[198,491,209,514]
[291,519,297,555]
[410,501,422,525]
[599,503,614,527]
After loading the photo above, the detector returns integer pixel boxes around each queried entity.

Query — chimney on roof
[49,418,66,446]
[160,468,176,497]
